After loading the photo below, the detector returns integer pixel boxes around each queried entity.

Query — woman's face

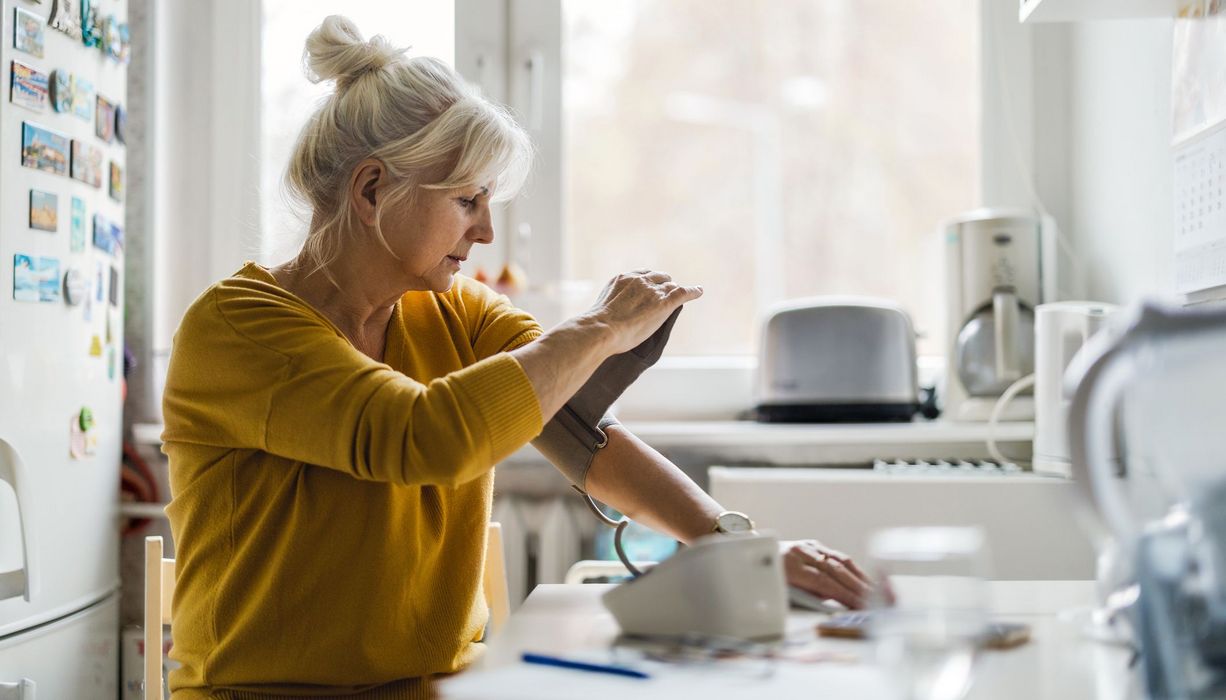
[382,183,494,293]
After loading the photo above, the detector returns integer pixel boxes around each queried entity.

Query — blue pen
[521,652,650,679]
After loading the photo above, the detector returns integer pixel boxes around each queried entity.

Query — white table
[440,582,1140,700]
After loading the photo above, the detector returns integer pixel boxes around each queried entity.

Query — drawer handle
[0,679,36,700]
[0,440,36,603]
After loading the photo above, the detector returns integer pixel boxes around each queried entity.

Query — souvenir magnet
[102,15,120,60]
[69,416,86,459]
[13,254,38,302]
[80,0,99,48]
[71,197,86,251]
[71,140,102,187]
[63,267,86,305]
[105,311,112,343]
[11,61,48,112]
[50,0,82,40]
[71,76,92,121]
[14,7,45,59]
[108,162,122,201]
[95,260,105,301]
[95,94,114,141]
[49,69,71,112]
[21,122,69,176]
[117,22,130,64]
[37,257,60,302]
[108,266,119,306]
[29,190,57,232]
[114,104,126,144]
[89,334,102,356]
[107,345,115,380]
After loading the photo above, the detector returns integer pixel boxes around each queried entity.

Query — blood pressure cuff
[531,307,683,490]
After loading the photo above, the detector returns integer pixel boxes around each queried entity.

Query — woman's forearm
[510,314,616,423]
[582,424,724,545]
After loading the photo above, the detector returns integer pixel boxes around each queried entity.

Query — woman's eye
[459,197,477,210]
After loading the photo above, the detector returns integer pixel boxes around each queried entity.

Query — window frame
[456,0,1043,419]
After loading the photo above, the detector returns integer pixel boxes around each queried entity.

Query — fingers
[789,543,870,609]
[784,550,864,610]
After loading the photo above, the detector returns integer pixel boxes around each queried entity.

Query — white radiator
[492,495,598,609]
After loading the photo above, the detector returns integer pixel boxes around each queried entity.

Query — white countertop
[441,581,1138,700]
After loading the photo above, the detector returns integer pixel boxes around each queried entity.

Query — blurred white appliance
[1032,302,1116,477]
[755,297,918,423]
[602,534,787,641]
[710,465,1095,580]
[1066,302,1226,699]
[942,208,1045,422]
[0,1,126,694]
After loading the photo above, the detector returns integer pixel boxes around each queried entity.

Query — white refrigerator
[0,0,126,695]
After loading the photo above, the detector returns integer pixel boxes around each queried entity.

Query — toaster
[755,297,919,422]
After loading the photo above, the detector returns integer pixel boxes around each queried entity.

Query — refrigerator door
[0,593,119,699]
[0,0,125,636]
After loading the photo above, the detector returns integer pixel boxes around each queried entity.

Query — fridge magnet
[71,76,93,121]
[105,310,112,343]
[49,0,82,40]
[13,7,45,59]
[13,254,38,302]
[37,257,61,302]
[95,94,114,141]
[70,197,86,251]
[107,345,116,380]
[69,416,86,459]
[108,162,123,201]
[22,122,69,175]
[94,260,105,301]
[102,15,121,61]
[69,411,97,458]
[49,69,71,112]
[92,214,116,254]
[88,334,102,357]
[71,139,103,187]
[108,265,119,306]
[29,190,58,231]
[63,267,86,306]
[117,22,130,64]
[10,61,48,112]
[80,0,100,48]
[114,104,126,144]
[110,221,124,250]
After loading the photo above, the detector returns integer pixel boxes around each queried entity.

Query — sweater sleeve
[206,282,542,487]
[456,277,544,357]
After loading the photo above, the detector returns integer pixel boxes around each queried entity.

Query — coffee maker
[943,208,1045,422]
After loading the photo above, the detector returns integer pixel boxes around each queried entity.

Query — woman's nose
[468,206,495,244]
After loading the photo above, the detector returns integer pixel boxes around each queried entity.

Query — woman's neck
[271,250,405,358]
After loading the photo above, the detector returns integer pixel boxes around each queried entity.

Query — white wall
[1063,20,1179,305]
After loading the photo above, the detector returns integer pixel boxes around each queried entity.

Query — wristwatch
[712,510,756,535]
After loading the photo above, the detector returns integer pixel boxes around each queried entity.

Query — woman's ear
[349,159,384,227]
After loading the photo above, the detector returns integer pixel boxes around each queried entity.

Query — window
[560,1,980,356]
[259,1,455,265]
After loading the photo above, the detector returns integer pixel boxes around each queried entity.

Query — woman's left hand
[780,539,877,610]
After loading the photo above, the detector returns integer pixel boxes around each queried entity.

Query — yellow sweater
[162,262,544,699]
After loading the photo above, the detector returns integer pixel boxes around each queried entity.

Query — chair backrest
[482,522,510,635]
[144,536,175,700]
[143,523,509,698]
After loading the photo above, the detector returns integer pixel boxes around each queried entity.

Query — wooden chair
[143,524,511,699]
[143,536,175,700]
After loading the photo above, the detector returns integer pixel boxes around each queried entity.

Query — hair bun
[303,15,404,86]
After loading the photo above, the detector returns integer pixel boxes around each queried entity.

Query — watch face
[717,511,754,533]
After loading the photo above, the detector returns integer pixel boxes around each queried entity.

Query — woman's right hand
[586,270,704,355]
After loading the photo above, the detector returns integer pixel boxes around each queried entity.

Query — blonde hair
[285,15,532,277]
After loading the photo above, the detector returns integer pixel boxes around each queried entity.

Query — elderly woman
[161,15,871,700]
